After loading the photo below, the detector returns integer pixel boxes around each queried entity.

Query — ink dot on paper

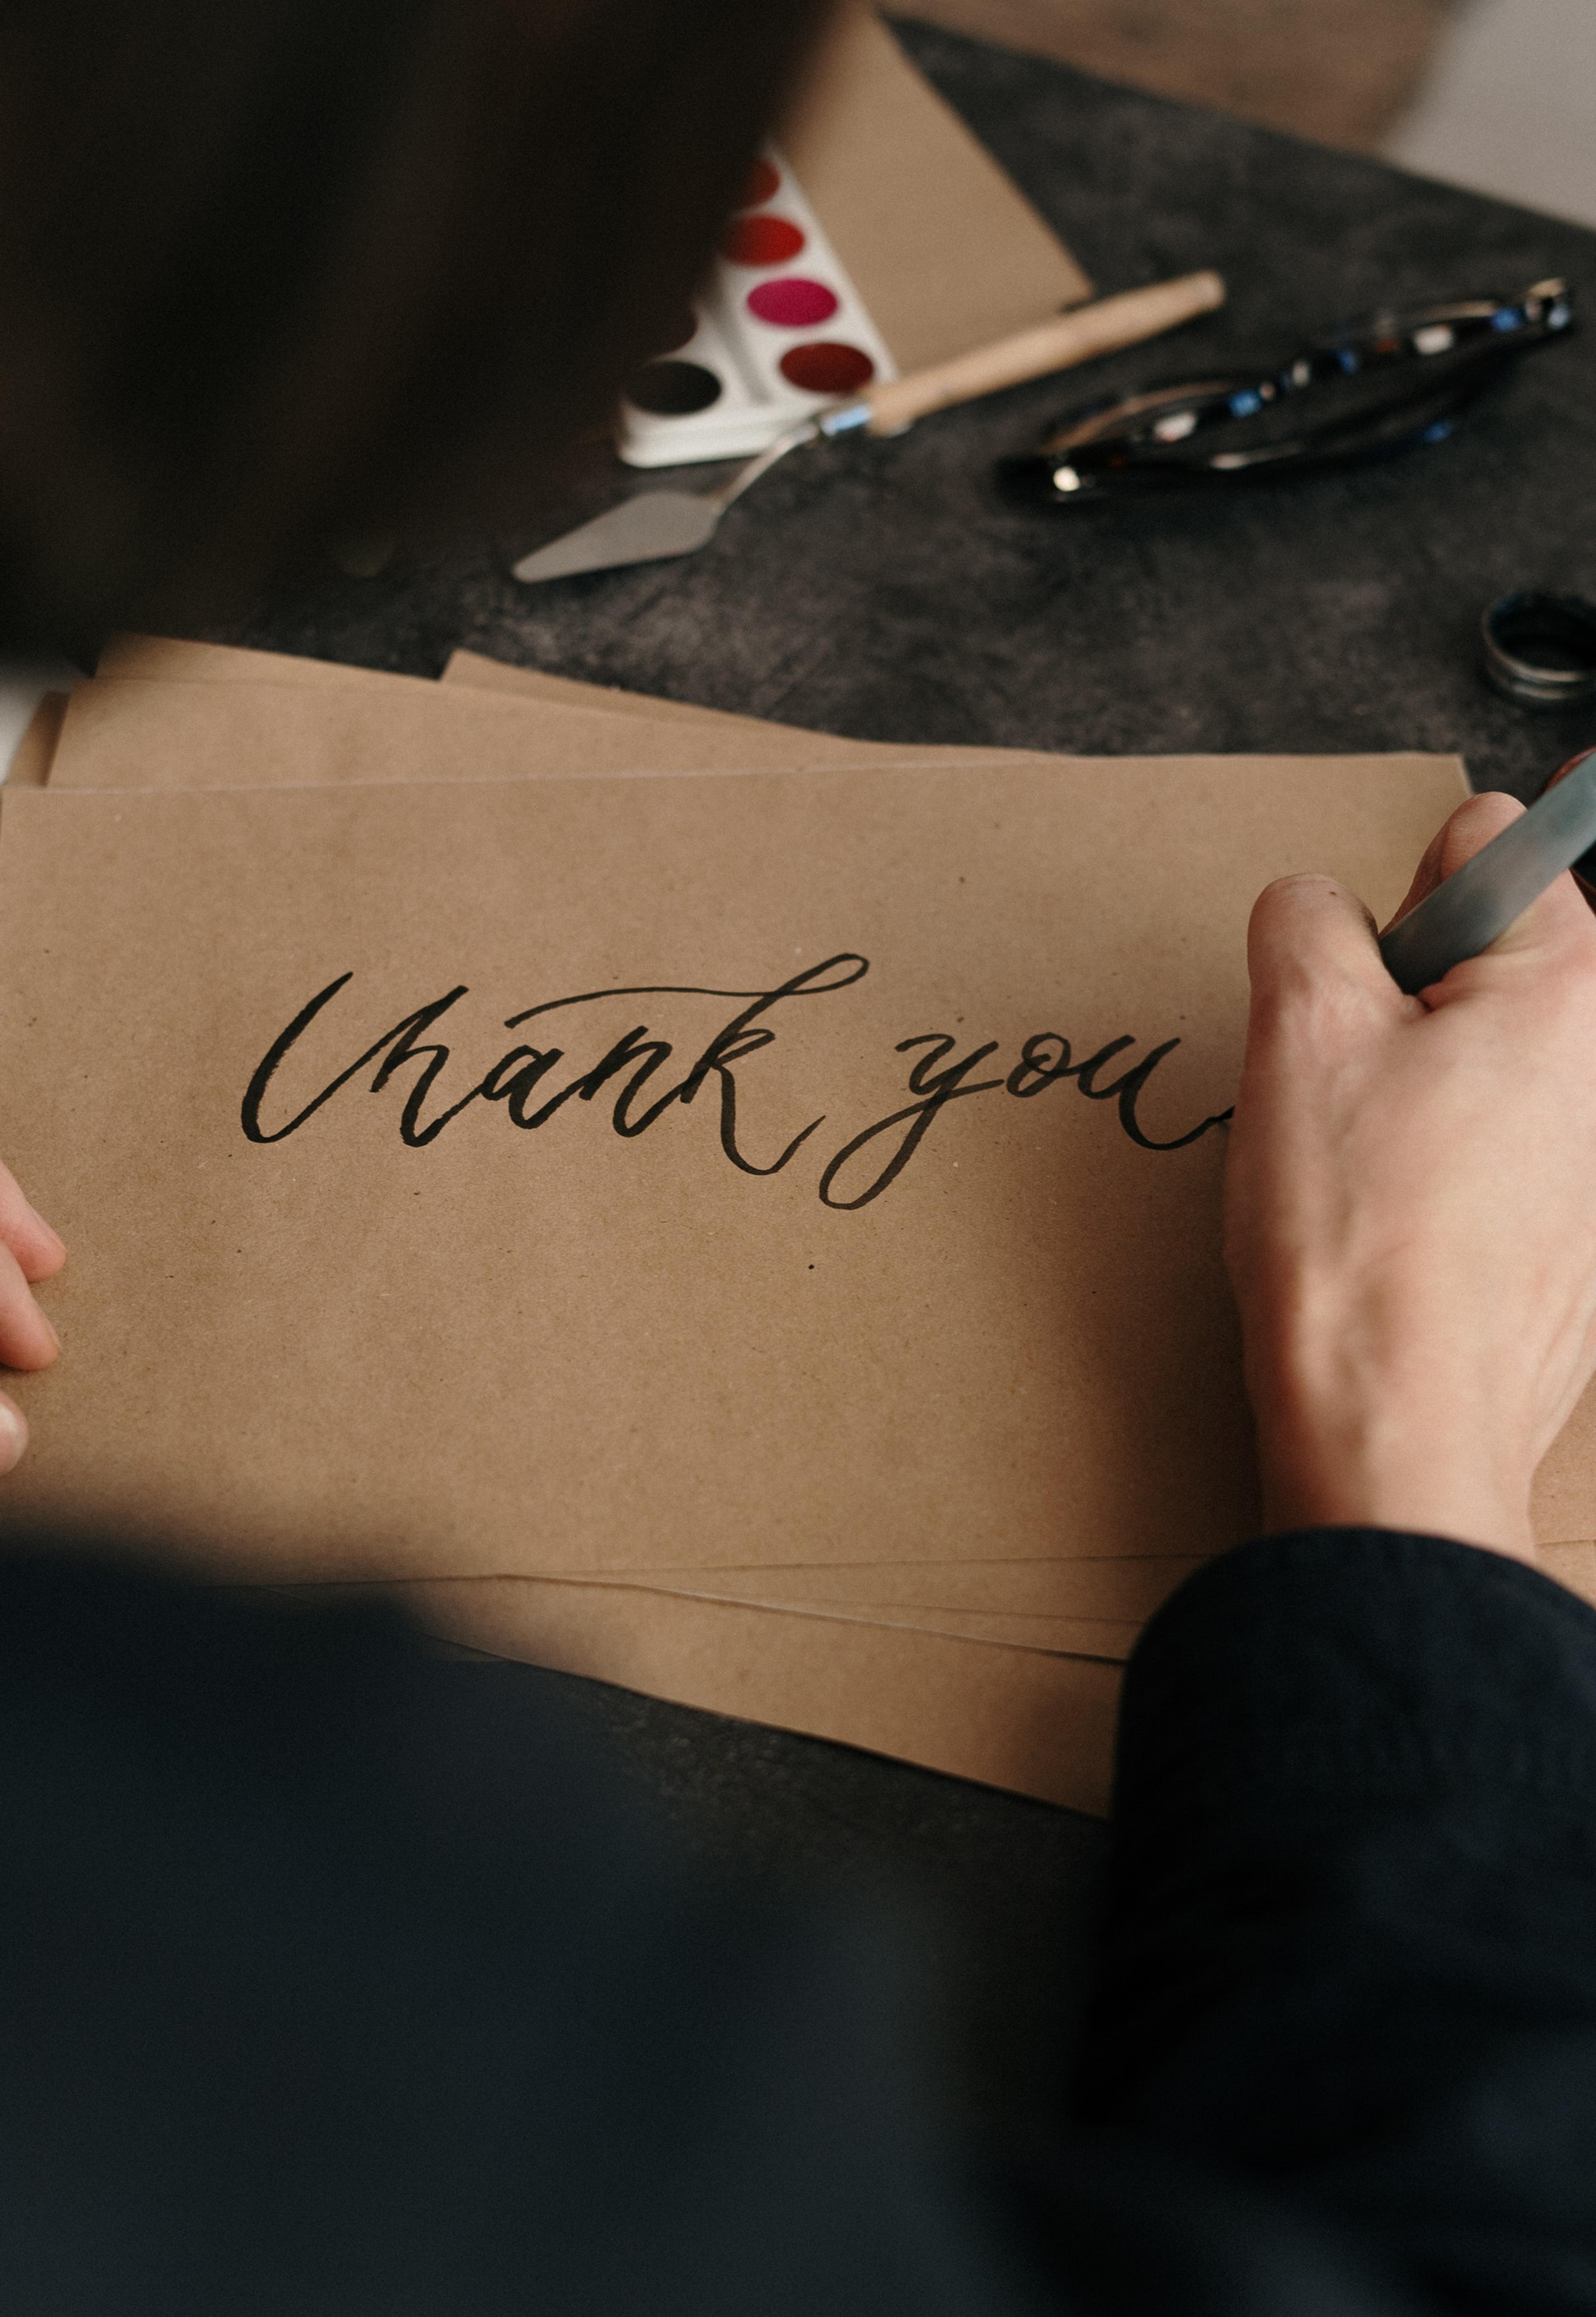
[627,359,723,416]
[747,277,839,328]
[721,214,805,266]
[778,341,876,394]
[739,157,781,208]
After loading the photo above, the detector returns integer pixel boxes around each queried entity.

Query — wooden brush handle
[862,269,1227,436]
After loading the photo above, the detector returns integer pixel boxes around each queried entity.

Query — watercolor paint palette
[619,147,898,468]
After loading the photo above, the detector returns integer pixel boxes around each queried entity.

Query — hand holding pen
[1226,771,1596,1570]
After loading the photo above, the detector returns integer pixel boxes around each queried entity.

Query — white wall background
[1384,0,1596,227]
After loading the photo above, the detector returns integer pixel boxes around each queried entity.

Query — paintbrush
[512,270,1227,584]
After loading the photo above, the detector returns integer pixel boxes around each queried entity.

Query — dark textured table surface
[224,23,1596,2128]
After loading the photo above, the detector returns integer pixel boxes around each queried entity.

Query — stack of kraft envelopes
[5,634,1593,1817]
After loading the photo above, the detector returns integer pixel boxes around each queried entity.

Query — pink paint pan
[746,277,840,328]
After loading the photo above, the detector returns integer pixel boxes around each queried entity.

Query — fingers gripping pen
[1378,749,1596,996]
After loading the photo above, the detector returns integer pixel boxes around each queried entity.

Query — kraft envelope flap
[99,636,990,763]
[781,6,1092,370]
[584,1555,1205,1619]
[50,675,1025,788]
[97,635,435,691]
[98,631,882,749]
[441,649,867,738]
[557,1581,1142,1659]
[0,752,1467,1581]
[91,636,984,769]
[90,637,1016,770]
[99,637,899,754]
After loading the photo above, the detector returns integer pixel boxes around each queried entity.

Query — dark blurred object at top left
[0,0,828,651]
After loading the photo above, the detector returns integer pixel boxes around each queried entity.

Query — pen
[1378,747,1596,996]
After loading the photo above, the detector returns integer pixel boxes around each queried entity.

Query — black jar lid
[1480,589,1596,710]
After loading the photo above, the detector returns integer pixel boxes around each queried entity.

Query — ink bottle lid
[1480,589,1596,711]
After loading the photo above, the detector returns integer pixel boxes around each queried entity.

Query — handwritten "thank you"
[241,954,1232,1210]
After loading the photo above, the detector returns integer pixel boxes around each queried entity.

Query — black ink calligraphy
[241,955,1233,1208]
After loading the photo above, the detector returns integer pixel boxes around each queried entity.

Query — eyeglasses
[998,278,1574,508]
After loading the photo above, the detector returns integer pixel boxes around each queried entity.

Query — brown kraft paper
[0,752,1468,1585]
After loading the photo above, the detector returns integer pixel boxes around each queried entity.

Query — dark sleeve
[5,1536,1587,2317]
[1069,1529,1596,2317]
[0,1544,1052,2317]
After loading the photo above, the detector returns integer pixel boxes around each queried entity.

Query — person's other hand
[0,1165,64,1471]
[1224,790,1596,1566]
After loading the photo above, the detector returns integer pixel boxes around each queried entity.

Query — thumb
[1247,872,1401,1040]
